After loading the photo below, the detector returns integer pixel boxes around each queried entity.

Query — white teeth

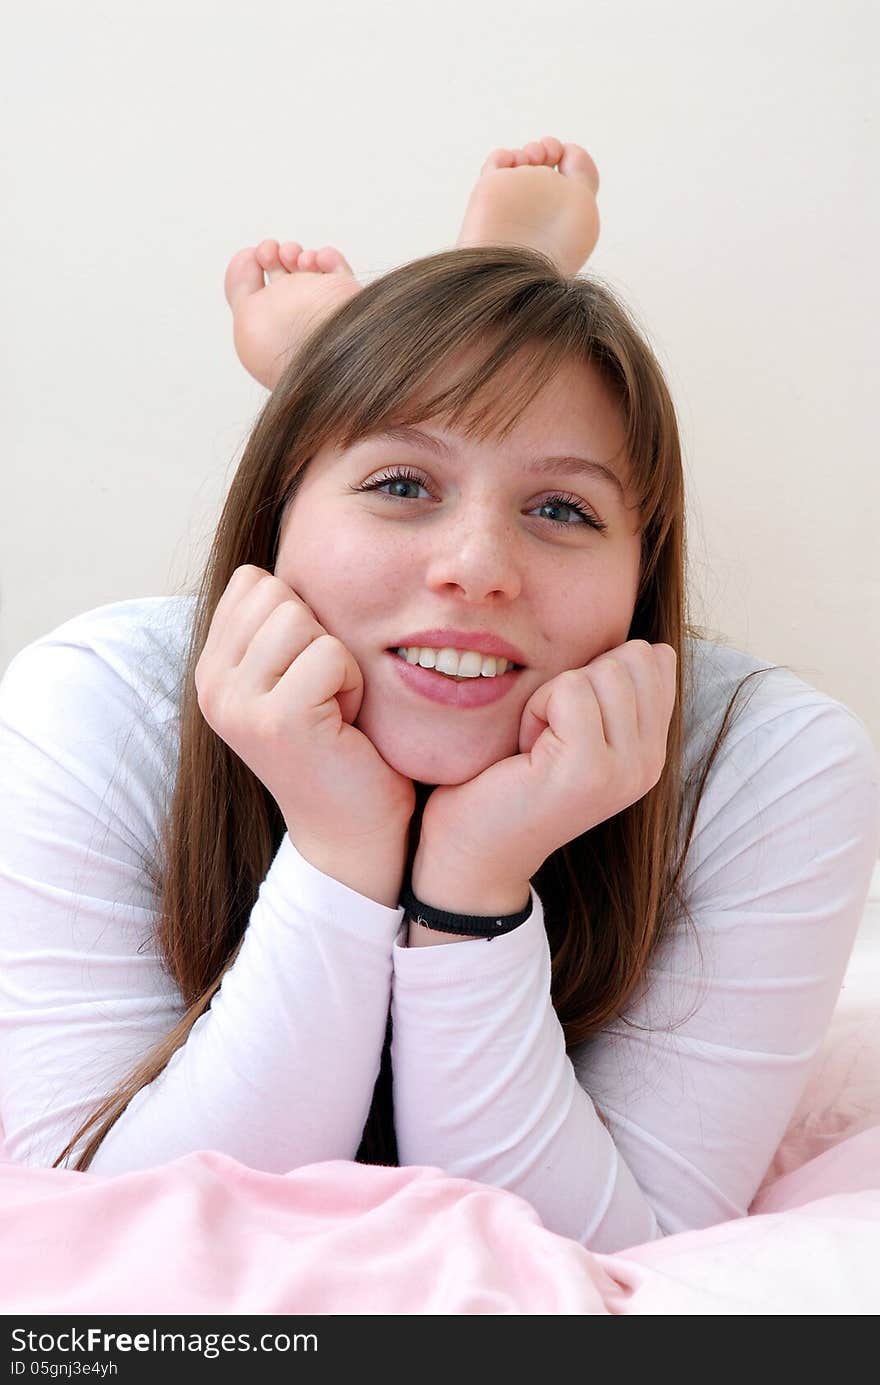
[395,646,512,678]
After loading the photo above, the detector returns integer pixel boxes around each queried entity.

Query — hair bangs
[323,278,584,456]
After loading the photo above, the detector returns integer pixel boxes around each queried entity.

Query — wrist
[407,846,530,943]
[406,918,477,946]
[288,830,406,910]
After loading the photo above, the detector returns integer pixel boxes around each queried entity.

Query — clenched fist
[195,566,417,858]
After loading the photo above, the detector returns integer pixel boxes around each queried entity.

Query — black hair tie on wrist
[399,882,533,940]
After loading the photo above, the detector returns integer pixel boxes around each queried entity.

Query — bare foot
[224,239,362,390]
[455,136,600,276]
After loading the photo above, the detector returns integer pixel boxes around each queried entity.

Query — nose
[422,506,523,601]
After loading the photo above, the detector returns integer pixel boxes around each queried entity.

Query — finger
[651,642,678,726]
[200,565,270,663]
[609,641,662,739]
[614,641,677,769]
[519,666,606,760]
[236,599,321,698]
[223,574,317,669]
[270,627,365,727]
[579,657,639,752]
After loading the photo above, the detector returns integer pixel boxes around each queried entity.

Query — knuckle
[196,676,224,726]
[595,656,624,678]
[267,598,312,640]
[560,667,587,691]
[268,597,301,623]
[194,656,212,701]
[235,563,265,585]
[270,583,318,623]
[311,631,345,666]
[645,749,666,786]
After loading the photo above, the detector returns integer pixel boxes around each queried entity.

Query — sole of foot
[456,135,601,276]
[224,239,362,390]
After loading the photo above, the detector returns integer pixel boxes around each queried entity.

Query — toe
[481,147,517,174]
[522,141,547,165]
[315,246,354,275]
[279,241,304,271]
[539,135,564,166]
[297,248,319,271]
[224,248,265,310]
[255,238,285,281]
[558,143,600,194]
[511,148,530,167]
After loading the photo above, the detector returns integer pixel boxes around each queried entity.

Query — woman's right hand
[195,565,417,855]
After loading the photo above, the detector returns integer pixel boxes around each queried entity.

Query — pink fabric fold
[1,1129,878,1315]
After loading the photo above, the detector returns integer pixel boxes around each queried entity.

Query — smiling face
[274,354,643,786]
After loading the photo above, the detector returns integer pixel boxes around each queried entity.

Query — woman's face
[274,355,643,786]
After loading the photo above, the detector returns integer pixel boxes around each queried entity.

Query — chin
[373,729,510,787]
[357,703,518,786]
[384,747,489,787]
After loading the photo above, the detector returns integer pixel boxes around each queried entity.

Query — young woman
[1,138,877,1254]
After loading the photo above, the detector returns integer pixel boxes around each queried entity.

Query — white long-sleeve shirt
[0,595,877,1252]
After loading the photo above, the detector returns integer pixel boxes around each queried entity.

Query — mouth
[384,648,524,709]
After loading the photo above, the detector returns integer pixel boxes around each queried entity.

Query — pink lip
[385,650,523,708]
[388,628,527,666]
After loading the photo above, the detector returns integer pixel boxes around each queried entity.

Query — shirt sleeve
[0,636,405,1175]
[390,696,880,1251]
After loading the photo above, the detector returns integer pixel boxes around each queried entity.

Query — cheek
[284,517,396,577]
[552,567,638,663]
[276,524,404,634]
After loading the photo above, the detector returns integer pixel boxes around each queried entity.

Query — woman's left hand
[417,639,678,885]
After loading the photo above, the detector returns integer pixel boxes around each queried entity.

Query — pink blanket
[3,925,878,1315]
[0,1130,878,1315]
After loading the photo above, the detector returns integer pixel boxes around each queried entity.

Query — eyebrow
[358,424,627,500]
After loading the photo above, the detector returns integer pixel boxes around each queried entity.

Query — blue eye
[537,495,607,530]
[359,467,426,500]
[352,467,608,533]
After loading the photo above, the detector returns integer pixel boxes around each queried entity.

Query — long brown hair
[53,245,775,1169]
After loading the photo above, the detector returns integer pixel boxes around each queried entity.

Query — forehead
[350,354,625,457]
[488,355,624,446]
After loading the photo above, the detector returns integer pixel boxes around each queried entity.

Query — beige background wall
[3,0,878,750]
